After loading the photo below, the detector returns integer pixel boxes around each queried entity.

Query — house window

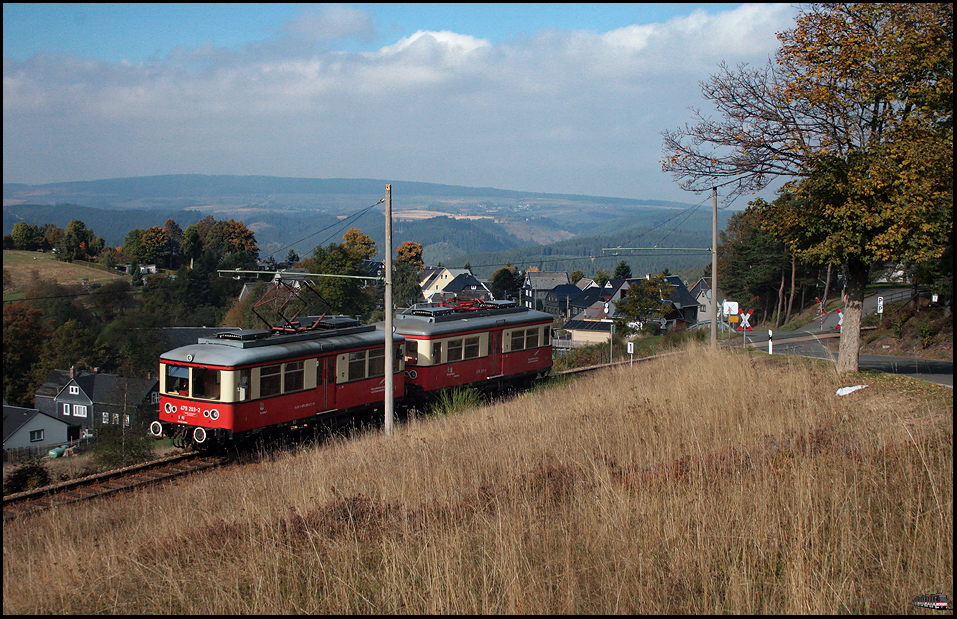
[112,413,120,425]
[69,385,80,395]
[102,412,110,424]
[151,392,160,404]
[73,405,88,418]
[123,415,130,427]
[63,403,71,416]
[30,429,44,443]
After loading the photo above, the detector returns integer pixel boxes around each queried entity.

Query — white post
[768,329,772,355]
[384,185,394,435]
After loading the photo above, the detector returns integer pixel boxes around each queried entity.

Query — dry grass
[3,345,952,614]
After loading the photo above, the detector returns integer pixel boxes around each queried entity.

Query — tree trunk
[821,263,832,305]
[785,254,796,324]
[836,258,868,373]
[775,267,786,328]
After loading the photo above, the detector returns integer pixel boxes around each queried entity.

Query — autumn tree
[60,219,103,261]
[2,304,49,406]
[662,3,952,372]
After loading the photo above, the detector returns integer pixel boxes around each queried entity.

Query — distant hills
[3,174,729,280]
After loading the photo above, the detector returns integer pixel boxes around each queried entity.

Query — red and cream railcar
[152,316,404,445]
[393,300,553,397]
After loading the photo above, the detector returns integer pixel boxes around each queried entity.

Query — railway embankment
[3,344,951,614]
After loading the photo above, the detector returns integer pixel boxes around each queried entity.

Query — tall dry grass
[3,345,952,613]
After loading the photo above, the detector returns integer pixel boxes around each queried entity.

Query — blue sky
[3,3,798,204]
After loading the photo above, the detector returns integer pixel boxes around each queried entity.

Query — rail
[3,451,225,522]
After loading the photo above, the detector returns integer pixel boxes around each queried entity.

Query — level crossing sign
[737,309,754,332]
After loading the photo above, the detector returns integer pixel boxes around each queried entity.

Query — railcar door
[319,356,336,411]
[491,331,502,376]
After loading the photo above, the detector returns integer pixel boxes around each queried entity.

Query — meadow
[2,345,952,613]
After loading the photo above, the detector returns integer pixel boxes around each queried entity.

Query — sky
[3,3,800,206]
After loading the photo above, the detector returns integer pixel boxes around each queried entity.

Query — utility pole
[711,187,718,349]
[384,185,394,436]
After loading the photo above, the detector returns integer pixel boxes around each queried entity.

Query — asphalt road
[729,289,953,388]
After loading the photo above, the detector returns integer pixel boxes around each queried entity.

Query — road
[728,288,953,388]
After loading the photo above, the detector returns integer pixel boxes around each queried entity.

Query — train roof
[391,304,553,337]
[160,322,402,368]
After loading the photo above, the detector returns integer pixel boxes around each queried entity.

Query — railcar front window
[406,340,418,365]
[165,364,190,396]
[193,368,221,400]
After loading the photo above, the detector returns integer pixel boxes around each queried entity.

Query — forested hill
[4,174,725,278]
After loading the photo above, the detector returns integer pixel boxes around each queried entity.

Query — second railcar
[394,300,553,398]
[152,316,405,445]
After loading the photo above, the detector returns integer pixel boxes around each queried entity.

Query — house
[116,263,158,275]
[422,272,492,303]
[419,268,477,302]
[521,272,569,311]
[34,369,160,439]
[569,275,701,337]
[689,277,728,322]
[561,318,615,345]
[543,284,586,319]
[3,404,70,451]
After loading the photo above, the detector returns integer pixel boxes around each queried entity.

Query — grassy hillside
[2,250,125,301]
[3,346,951,613]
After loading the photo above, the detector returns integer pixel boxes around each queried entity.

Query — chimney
[70,365,74,379]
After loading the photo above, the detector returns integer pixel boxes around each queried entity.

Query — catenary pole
[384,184,394,435]
[711,187,718,348]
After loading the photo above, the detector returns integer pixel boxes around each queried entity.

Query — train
[149,299,554,446]
[912,593,948,610]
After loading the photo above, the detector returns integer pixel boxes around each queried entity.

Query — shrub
[3,460,51,494]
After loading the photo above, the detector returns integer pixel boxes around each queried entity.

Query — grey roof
[525,272,569,290]
[35,370,158,408]
[4,405,69,443]
[562,319,613,333]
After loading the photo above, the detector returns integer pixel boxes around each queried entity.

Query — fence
[3,437,93,464]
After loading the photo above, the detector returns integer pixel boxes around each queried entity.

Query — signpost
[627,340,634,366]
[737,309,753,347]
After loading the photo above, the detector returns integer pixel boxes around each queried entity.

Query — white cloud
[3,4,799,202]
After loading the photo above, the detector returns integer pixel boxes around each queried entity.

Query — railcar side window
[237,369,251,401]
[432,342,442,364]
[260,364,282,397]
[526,329,539,349]
[193,368,221,400]
[368,348,385,378]
[406,340,418,365]
[165,364,190,396]
[284,361,304,392]
[447,338,464,362]
[348,351,366,381]
[511,330,525,351]
[464,336,480,359]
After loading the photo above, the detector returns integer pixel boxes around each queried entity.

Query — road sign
[877,296,884,314]
[737,309,753,332]
[723,301,739,316]
[627,341,634,355]
[835,308,843,331]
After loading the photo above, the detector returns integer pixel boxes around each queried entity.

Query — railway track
[3,451,225,522]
